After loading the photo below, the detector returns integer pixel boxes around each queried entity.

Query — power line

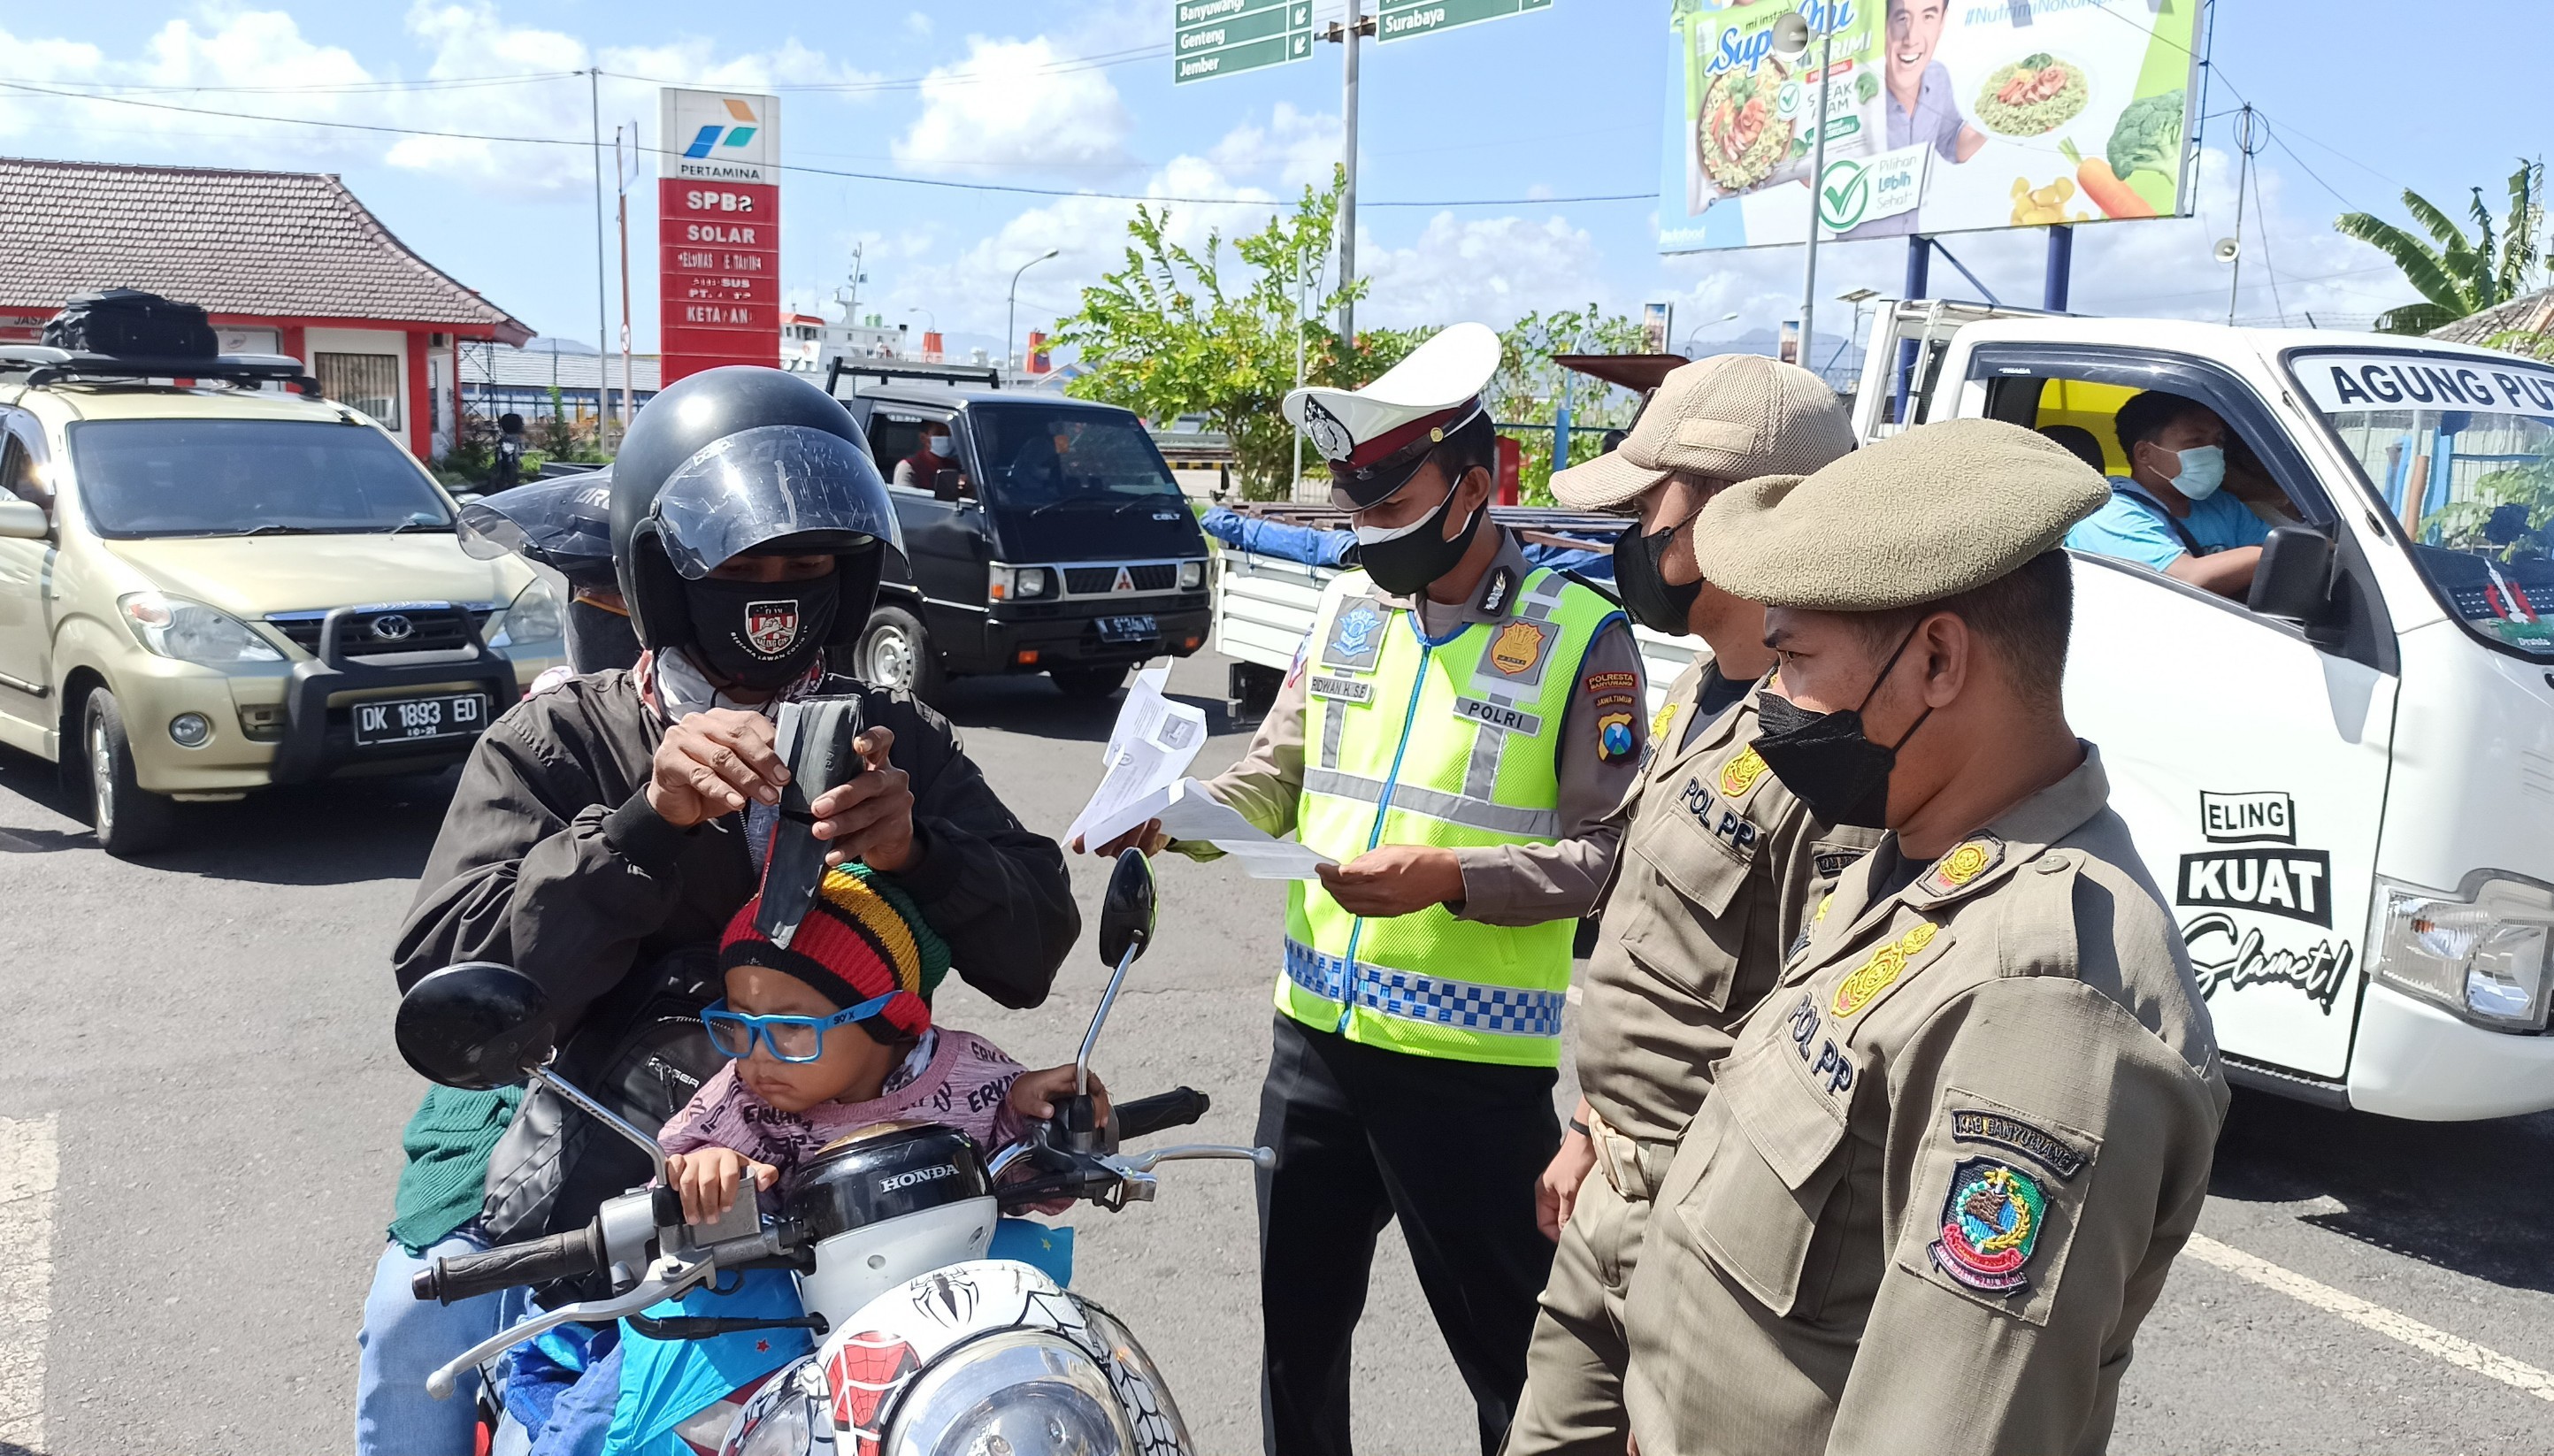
[0,76,1650,209]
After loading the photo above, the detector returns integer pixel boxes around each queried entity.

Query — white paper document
[1154,779,1337,880]
[1067,665,1208,849]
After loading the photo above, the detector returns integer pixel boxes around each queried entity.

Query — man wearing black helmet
[356,368,1080,1455]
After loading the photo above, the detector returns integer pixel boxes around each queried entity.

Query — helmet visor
[456,474,617,586]
[650,425,905,580]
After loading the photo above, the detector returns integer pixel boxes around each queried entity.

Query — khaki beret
[1551,353,1854,510]
[1689,417,2111,610]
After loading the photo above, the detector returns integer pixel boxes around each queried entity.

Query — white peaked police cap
[1282,321,1502,509]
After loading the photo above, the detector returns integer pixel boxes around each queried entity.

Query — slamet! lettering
[2182,912,2355,1014]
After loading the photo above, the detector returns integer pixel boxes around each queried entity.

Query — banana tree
[2336,159,2544,334]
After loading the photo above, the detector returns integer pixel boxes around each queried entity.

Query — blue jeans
[356,1229,515,1456]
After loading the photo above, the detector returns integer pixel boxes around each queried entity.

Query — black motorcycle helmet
[456,471,617,594]
[609,366,902,655]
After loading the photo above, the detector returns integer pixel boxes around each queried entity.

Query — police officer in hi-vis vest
[1085,324,1646,1455]
[1505,354,1875,1456]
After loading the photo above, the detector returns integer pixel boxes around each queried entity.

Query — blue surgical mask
[925,434,955,458]
[2169,445,2227,501]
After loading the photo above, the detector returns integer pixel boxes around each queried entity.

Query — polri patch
[1920,835,2005,898]
[1951,1108,2089,1181]
[1829,921,1941,1017]
[1308,673,1374,704]
[1454,696,1543,735]
[1930,1159,2048,1295]
[1488,619,1552,677]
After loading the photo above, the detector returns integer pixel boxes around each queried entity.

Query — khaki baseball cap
[1549,353,1855,510]
[1690,418,2111,610]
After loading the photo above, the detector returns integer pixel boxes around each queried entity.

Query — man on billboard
[1844,0,1984,240]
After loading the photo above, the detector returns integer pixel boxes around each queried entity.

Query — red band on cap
[1346,398,1481,470]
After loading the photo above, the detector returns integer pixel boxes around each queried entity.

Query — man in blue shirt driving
[2065,390,2267,599]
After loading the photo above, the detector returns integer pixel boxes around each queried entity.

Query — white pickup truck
[1210,310,2554,1121]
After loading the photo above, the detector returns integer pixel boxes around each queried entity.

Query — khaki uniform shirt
[1623,747,2228,1456]
[1580,656,1883,1154]
[1185,529,1645,924]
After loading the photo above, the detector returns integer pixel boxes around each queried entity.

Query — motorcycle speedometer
[885,1330,1133,1456]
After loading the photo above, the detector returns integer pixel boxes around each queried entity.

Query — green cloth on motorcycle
[387,1084,525,1254]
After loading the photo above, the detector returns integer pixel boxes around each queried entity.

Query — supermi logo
[684,98,761,158]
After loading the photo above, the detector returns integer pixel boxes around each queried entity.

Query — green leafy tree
[1487,308,1651,503]
[2337,159,2545,334]
[1050,176,1369,500]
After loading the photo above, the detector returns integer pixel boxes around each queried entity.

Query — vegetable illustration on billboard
[1659,0,2202,252]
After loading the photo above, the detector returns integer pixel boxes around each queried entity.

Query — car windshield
[70,418,453,539]
[969,406,1182,507]
[2292,349,2554,657]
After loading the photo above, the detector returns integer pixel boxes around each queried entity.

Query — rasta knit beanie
[720,864,953,1042]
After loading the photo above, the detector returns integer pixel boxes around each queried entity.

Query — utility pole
[588,69,613,449]
[1331,0,1367,349]
[615,123,635,430]
[2228,104,2257,327]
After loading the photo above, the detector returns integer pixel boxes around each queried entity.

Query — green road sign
[1175,0,1315,83]
[1376,0,1552,43]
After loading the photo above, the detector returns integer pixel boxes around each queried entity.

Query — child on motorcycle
[518,863,1100,1455]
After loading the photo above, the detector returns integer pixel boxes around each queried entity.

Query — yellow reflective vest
[1281,565,1625,1068]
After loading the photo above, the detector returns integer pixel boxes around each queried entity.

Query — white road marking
[2185,1233,2554,1403]
[0,1113,58,1452]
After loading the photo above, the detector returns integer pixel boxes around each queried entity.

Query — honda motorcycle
[395,847,1265,1455]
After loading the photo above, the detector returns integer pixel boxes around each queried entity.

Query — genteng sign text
[658,88,781,383]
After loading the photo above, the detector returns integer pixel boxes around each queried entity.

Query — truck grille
[267,606,495,656]
[1062,563,1177,594]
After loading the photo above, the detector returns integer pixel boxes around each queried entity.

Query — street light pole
[1338,0,1362,348]
[1008,248,1060,382]
[588,68,613,448]
[1770,14,1836,372]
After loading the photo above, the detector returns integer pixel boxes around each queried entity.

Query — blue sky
[0,1,2536,359]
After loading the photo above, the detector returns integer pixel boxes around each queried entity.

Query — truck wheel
[858,604,944,702]
[1049,665,1129,700]
[82,689,178,857]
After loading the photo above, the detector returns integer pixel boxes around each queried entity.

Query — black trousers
[1254,1014,1561,1456]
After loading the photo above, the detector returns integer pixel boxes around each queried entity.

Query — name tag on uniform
[1453,696,1542,735]
[1309,673,1374,704]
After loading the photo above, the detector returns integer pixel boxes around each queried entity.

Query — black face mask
[1612,518,1702,633]
[1353,475,1484,597]
[681,571,838,691]
[564,598,641,675]
[1752,628,1935,830]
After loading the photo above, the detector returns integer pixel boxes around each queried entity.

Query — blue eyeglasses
[701,994,897,1063]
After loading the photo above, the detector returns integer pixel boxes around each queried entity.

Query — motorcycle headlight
[1078,1300,1193,1452]
[2372,874,2554,1031]
[885,1330,1133,1456]
[119,592,282,665]
[491,578,564,647]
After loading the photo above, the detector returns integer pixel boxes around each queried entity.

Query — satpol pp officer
[1621,419,2230,1456]
[1090,323,1646,1456]
[1505,354,1874,1456]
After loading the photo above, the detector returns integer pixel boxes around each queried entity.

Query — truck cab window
[873,415,969,498]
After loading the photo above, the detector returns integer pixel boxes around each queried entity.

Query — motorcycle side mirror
[395,962,559,1091]
[1097,847,1157,967]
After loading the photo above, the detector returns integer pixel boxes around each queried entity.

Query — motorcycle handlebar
[412,1223,606,1306]
[1112,1086,1210,1141]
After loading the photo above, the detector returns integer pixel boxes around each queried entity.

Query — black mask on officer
[680,569,839,692]
[1352,466,1484,597]
[1751,626,1935,830]
[1611,518,1702,633]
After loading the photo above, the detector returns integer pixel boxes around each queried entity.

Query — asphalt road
[2,650,2551,1454]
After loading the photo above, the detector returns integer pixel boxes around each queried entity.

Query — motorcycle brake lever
[1106,1144,1277,1175]
[426,1256,717,1399]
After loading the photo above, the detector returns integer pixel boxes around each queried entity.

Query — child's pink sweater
[659,1028,1031,1176]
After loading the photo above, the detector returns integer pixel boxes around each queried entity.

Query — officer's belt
[1585,1108,1665,1204]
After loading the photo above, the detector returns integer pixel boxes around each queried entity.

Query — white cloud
[891,35,1134,176]
[1359,212,1609,326]
[1208,103,1343,191]
[906,12,933,37]
[0,4,869,197]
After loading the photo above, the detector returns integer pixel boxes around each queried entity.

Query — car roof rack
[824,356,1004,397]
[0,345,321,394]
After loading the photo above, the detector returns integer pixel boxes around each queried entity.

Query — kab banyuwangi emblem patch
[745,600,801,657]
[1930,1158,2047,1294]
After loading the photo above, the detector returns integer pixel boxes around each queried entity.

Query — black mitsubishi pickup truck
[827,360,1213,700]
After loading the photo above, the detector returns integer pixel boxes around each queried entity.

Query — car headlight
[119,592,282,665]
[491,578,564,646]
[988,566,1054,602]
[884,1330,1133,1456]
[1177,559,1205,590]
[2372,874,2554,1031]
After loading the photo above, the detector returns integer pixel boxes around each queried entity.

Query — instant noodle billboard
[1658,0,2202,252]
